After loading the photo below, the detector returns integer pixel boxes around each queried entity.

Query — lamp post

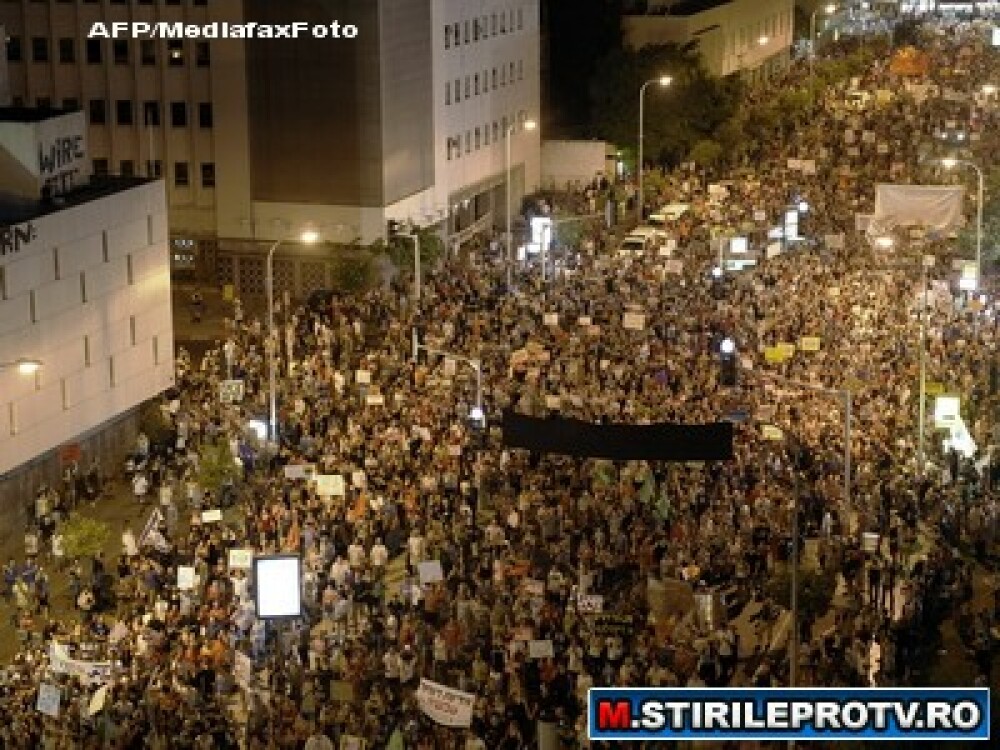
[941,158,985,291]
[810,4,837,105]
[505,118,537,289]
[266,228,319,443]
[0,358,43,375]
[637,76,673,224]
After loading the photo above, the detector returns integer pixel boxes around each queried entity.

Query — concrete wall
[540,139,610,191]
[0,180,175,476]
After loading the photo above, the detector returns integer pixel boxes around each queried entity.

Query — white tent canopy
[869,184,966,238]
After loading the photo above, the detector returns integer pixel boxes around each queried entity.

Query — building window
[170,102,187,128]
[492,68,497,89]
[120,159,135,177]
[518,60,523,80]
[445,137,451,161]
[464,76,470,98]
[474,19,480,42]
[116,100,133,125]
[198,102,213,128]
[454,78,460,102]
[501,66,506,86]
[453,23,460,46]
[174,161,189,187]
[491,13,497,35]
[5,36,21,63]
[167,41,184,66]
[484,123,490,145]
[493,121,499,142]
[464,20,470,44]
[62,98,79,111]
[143,101,160,126]
[474,74,479,96]
[146,160,163,178]
[58,38,75,64]
[113,39,129,65]
[195,41,210,67]
[86,39,102,64]
[37,97,51,109]
[201,162,216,188]
[465,131,470,154]
[31,37,49,63]
[518,7,524,30]
[88,99,106,125]
[140,39,156,65]
[445,82,450,105]
[445,25,451,49]
[93,158,109,176]
[475,128,481,150]
[500,13,506,33]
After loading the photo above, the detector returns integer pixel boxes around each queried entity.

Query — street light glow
[984,84,997,95]
[758,36,769,46]
[16,359,42,375]
[825,3,836,14]
[798,200,810,213]
[711,266,723,278]
[941,157,958,169]
[720,338,736,355]
[658,75,673,87]
[875,236,894,248]
[523,119,537,131]
[300,229,320,244]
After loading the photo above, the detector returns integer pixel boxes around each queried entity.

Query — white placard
[528,639,555,659]
[177,565,197,590]
[418,560,445,584]
[577,593,604,613]
[442,358,457,378]
[88,685,108,717]
[416,679,475,728]
[545,395,561,410]
[448,444,462,457]
[753,209,767,222]
[578,316,592,326]
[801,160,817,175]
[543,313,559,326]
[314,474,345,497]
[228,548,254,569]
[664,259,683,274]
[218,379,245,404]
[36,683,61,718]
[523,579,545,597]
[352,470,366,489]
[622,313,645,331]
[366,394,385,406]
[355,369,371,385]
[201,508,223,523]
[862,532,880,553]
[877,143,890,154]
[283,464,316,481]
[254,555,302,619]
[862,130,876,144]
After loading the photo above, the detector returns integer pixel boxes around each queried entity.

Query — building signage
[38,135,85,190]
[0,222,37,256]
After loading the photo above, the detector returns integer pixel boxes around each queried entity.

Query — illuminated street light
[0,358,43,375]
[874,236,894,249]
[505,117,537,289]
[720,338,736,355]
[638,75,674,223]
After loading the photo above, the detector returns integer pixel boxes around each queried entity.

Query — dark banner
[501,411,733,462]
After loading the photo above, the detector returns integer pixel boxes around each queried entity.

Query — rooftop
[0,106,75,124]
[0,176,153,226]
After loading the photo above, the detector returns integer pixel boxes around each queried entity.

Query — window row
[5,36,210,67]
[2,0,207,5]
[92,158,214,187]
[87,99,212,128]
[444,60,525,105]
[447,114,528,160]
[444,6,525,49]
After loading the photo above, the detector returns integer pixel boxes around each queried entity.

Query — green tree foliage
[60,514,112,560]
[138,400,173,448]
[687,139,724,169]
[331,250,375,293]
[589,43,740,171]
[197,439,240,495]
[385,227,444,274]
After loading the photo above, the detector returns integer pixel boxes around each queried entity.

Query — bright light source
[959,276,977,291]
[874,236,893,248]
[658,75,673,86]
[300,229,320,244]
[825,3,836,13]
[758,36,769,46]
[469,406,485,424]
[523,119,537,131]
[983,84,997,95]
[956,132,966,141]
[720,338,736,355]
[941,157,958,169]
[798,200,809,213]
[16,359,42,375]
[711,266,723,278]
[979,294,988,304]
[248,420,268,441]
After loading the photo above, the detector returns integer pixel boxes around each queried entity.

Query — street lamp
[506,117,537,290]
[267,227,320,443]
[810,4,837,105]
[940,157,985,291]
[0,358,42,375]
[637,75,673,223]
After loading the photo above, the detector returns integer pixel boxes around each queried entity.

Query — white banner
[228,548,254,569]
[283,464,316,481]
[416,679,475,728]
[49,642,112,686]
[314,474,345,497]
[622,313,645,331]
[87,685,108,717]
[870,184,966,237]
[36,683,61,718]
[418,560,444,585]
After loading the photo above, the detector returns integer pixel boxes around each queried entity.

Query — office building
[1,0,541,296]
[623,0,795,82]
[0,106,173,529]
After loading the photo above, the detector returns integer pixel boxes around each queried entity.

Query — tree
[688,139,724,169]
[60,514,112,560]
[138,400,173,449]
[331,249,375,293]
[766,567,837,628]
[197,439,240,495]
[385,226,445,275]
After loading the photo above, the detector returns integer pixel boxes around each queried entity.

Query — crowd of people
[0,17,997,750]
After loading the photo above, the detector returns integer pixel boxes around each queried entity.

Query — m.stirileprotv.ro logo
[87,21,359,40]
[588,688,990,741]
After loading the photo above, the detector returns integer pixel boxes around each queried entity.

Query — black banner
[501,411,733,462]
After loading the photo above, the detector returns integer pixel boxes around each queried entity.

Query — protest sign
[592,613,636,636]
[577,593,604,613]
[545,395,561,410]
[228,548,254,569]
[762,425,784,441]
[314,474,345,497]
[416,679,475,728]
[218,379,245,404]
[862,532,880,553]
[177,566,197,590]
[778,343,796,358]
[764,347,787,364]
[201,509,223,523]
[418,560,444,585]
[528,640,555,659]
[801,160,817,175]
[88,685,108,717]
[49,642,112,686]
[622,313,645,331]
[283,464,315,481]
[365,394,385,406]
[577,316,592,326]
[800,337,822,352]
[138,507,165,548]
[753,209,767,222]
[543,313,559,326]
[36,683,61,718]
[522,579,545,597]
[352,470,366,488]
[355,370,371,385]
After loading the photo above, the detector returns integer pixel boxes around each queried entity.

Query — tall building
[0,106,173,533]
[623,0,795,82]
[1,0,541,297]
